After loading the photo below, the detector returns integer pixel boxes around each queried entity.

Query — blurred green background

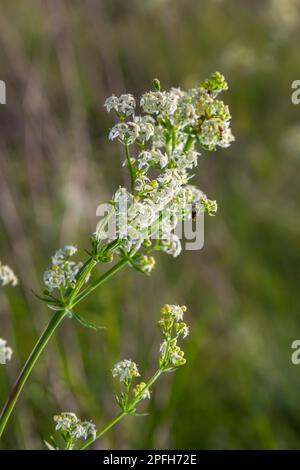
[1,0,300,450]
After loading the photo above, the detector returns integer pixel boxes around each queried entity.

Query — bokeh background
[1,0,300,450]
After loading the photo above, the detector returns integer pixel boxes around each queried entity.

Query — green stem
[72,259,128,307]
[125,143,135,193]
[0,258,128,438]
[183,135,193,153]
[79,368,162,450]
[0,309,67,438]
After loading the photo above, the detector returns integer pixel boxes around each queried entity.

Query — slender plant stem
[0,259,128,438]
[0,309,66,437]
[79,368,162,450]
[125,143,135,193]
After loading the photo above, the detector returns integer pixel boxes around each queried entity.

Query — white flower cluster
[43,246,82,292]
[104,94,136,117]
[0,261,18,287]
[133,382,151,400]
[0,338,13,363]
[158,304,189,368]
[111,303,190,415]
[112,359,140,383]
[54,412,97,441]
[99,73,232,265]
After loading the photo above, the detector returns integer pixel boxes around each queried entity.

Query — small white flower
[171,148,200,170]
[137,149,168,171]
[44,246,82,292]
[219,122,235,148]
[169,343,186,366]
[0,262,18,287]
[51,246,77,266]
[43,269,65,291]
[162,233,182,258]
[109,122,139,144]
[161,304,187,322]
[160,338,186,367]
[128,201,157,230]
[140,90,179,116]
[200,194,218,216]
[53,412,97,441]
[138,255,156,273]
[104,94,136,117]
[176,322,190,339]
[104,95,119,113]
[133,382,151,400]
[112,359,140,383]
[0,338,13,363]
[200,117,234,149]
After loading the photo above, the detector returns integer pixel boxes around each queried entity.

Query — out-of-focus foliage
[1,0,300,449]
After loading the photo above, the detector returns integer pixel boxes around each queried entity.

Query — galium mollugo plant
[48,304,188,450]
[0,72,234,443]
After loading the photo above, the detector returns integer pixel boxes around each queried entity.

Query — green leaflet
[71,310,104,331]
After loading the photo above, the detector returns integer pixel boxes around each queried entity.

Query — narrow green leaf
[72,310,104,331]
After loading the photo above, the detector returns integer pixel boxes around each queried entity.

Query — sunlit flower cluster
[97,72,233,267]
[0,338,13,363]
[104,94,136,117]
[43,246,82,292]
[53,412,97,443]
[0,261,18,287]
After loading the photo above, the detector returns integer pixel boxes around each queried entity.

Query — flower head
[161,304,187,321]
[158,304,189,369]
[140,90,179,116]
[112,359,140,383]
[97,73,233,269]
[44,246,83,292]
[133,382,151,400]
[137,255,156,274]
[104,94,136,117]
[0,262,18,287]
